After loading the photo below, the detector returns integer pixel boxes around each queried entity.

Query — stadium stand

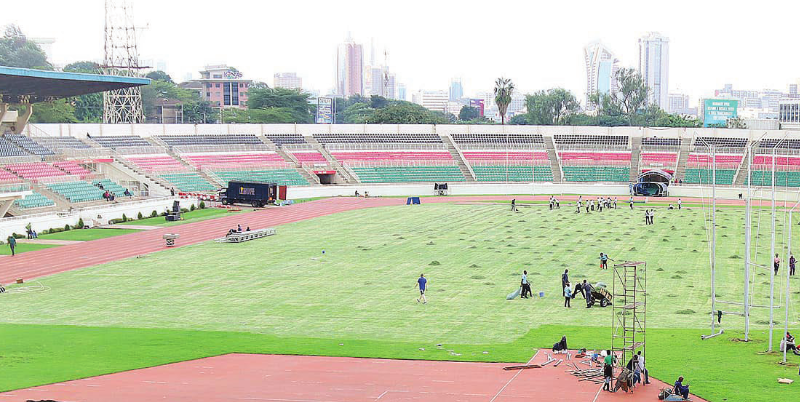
[352,165,465,183]
[158,134,262,147]
[559,151,631,182]
[53,161,92,178]
[32,136,91,150]
[0,168,21,183]
[91,135,151,149]
[214,169,309,187]
[451,133,545,147]
[683,154,742,185]
[13,191,55,209]
[330,150,453,164]
[5,134,55,156]
[4,162,67,181]
[93,179,129,195]
[125,155,185,172]
[159,172,217,192]
[181,152,287,169]
[641,137,681,147]
[554,135,629,148]
[694,136,747,148]
[46,181,105,203]
[640,152,678,173]
[0,136,29,157]
[313,133,442,144]
[265,133,306,146]
[463,151,553,182]
[290,150,327,164]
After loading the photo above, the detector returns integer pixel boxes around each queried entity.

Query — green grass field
[118,208,239,227]
[38,228,141,241]
[2,202,799,400]
[0,242,56,255]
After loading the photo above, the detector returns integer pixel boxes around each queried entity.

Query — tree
[339,102,374,124]
[145,70,173,84]
[508,114,529,125]
[28,100,77,123]
[726,116,747,129]
[64,61,103,122]
[245,87,314,123]
[0,25,52,70]
[368,102,448,124]
[590,68,649,125]
[458,106,480,121]
[370,95,389,109]
[525,88,580,125]
[494,77,514,125]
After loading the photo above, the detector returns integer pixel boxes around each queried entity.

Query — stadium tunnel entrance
[634,169,671,196]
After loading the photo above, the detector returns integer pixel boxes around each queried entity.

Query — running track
[0,195,744,284]
[0,352,704,402]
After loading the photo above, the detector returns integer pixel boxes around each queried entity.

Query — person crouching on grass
[415,274,427,304]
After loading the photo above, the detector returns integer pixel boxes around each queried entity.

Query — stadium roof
[0,66,150,103]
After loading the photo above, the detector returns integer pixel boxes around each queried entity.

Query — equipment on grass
[503,364,541,370]
[406,197,421,205]
[163,233,179,247]
[215,228,276,243]
[166,200,181,221]
[220,181,280,208]
[587,286,612,308]
[506,287,521,300]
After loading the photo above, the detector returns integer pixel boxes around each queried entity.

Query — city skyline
[2,0,800,107]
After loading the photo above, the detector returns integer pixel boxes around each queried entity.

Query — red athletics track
[0,352,704,402]
[0,195,742,284]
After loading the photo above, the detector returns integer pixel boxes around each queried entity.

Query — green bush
[190,204,196,211]
[137,212,144,220]
[13,232,25,239]
[64,224,71,231]
[122,214,128,222]
[198,201,205,209]
[151,210,158,218]
[180,208,189,213]
[77,218,85,229]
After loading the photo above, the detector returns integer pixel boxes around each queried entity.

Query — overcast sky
[3,0,798,106]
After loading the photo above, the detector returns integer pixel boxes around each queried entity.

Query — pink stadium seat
[559,152,632,162]
[53,161,92,178]
[0,168,21,183]
[330,151,454,163]
[687,153,743,169]
[641,152,678,165]
[291,151,327,163]
[180,152,287,169]
[462,151,549,162]
[4,162,68,181]
[752,155,800,166]
[126,155,186,172]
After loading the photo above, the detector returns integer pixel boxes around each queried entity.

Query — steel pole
[769,147,776,351]
[711,146,717,334]
[744,145,753,341]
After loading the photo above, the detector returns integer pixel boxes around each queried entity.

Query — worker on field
[678,198,682,210]
[775,254,781,275]
[416,274,428,304]
[521,270,532,298]
[6,235,16,256]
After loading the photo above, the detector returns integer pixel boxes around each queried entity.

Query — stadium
[2,67,800,402]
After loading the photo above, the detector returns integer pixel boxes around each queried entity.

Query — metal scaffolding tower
[611,261,647,383]
[102,0,145,124]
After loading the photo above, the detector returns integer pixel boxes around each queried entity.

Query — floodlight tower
[102,0,145,123]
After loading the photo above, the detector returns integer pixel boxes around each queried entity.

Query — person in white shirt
[636,350,649,384]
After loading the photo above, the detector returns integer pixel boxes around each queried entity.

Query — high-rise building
[336,33,364,97]
[412,90,449,112]
[638,32,670,108]
[364,66,395,98]
[273,72,303,90]
[584,41,619,109]
[449,78,463,101]
[195,65,251,109]
[398,84,407,101]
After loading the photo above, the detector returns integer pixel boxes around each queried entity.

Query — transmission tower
[102,0,145,123]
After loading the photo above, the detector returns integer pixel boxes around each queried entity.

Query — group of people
[226,224,251,236]
[575,196,617,214]
[25,228,38,239]
[600,350,655,394]
[771,253,797,276]
[644,209,656,225]
[781,331,800,356]
[548,196,560,210]
[97,182,132,202]
[561,269,596,308]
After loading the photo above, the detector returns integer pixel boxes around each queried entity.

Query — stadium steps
[733,146,750,186]
[629,136,641,182]
[543,136,562,182]
[274,147,320,185]
[305,136,358,184]
[168,148,223,187]
[440,135,475,181]
[674,137,691,181]
[110,158,172,196]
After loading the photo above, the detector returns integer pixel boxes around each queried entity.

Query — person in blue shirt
[416,274,427,304]
[673,376,689,400]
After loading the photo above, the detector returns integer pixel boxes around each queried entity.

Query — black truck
[220,181,278,207]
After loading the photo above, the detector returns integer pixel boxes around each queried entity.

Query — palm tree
[494,77,515,125]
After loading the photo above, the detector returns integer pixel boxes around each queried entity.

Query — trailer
[219,181,279,208]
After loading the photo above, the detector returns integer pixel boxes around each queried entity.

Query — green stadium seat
[46,181,105,203]
[748,171,800,187]
[562,166,629,182]
[351,166,465,183]
[14,192,55,209]
[159,172,217,192]
[683,168,736,185]
[214,169,310,187]
[473,165,553,182]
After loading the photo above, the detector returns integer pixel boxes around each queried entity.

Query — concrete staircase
[30,183,72,211]
[674,137,692,182]
[440,135,475,181]
[629,137,642,182]
[274,147,320,185]
[734,146,751,186]
[543,136,563,183]
[305,136,358,184]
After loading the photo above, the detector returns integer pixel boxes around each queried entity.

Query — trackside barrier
[215,228,276,243]
[406,197,420,205]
